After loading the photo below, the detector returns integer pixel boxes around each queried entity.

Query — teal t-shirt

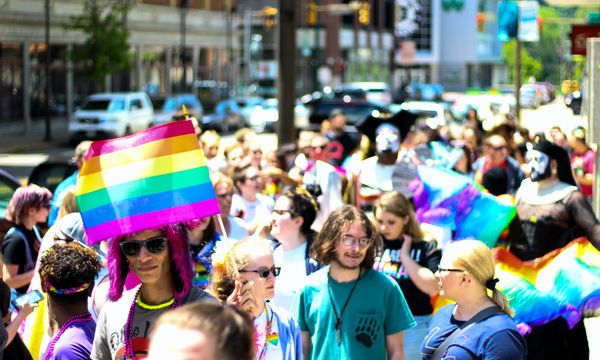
[294,267,416,360]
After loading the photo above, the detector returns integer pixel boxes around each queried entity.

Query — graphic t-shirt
[421,305,526,360]
[326,131,359,166]
[295,268,416,360]
[254,304,285,360]
[91,286,216,360]
[46,319,96,360]
[373,238,441,315]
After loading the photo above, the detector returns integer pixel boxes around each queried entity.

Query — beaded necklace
[43,312,92,360]
[124,286,177,360]
[136,292,174,310]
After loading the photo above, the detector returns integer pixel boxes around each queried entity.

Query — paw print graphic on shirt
[355,316,379,347]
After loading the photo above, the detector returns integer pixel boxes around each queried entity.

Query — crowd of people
[0,106,598,360]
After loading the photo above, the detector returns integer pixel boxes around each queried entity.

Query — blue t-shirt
[421,305,526,360]
[294,267,416,360]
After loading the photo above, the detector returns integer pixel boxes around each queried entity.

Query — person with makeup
[373,191,441,359]
[3,184,52,295]
[39,242,101,360]
[421,240,526,359]
[295,205,415,360]
[185,217,220,290]
[211,237,302,359]
[511,139,600,360]
[91,225,216,359]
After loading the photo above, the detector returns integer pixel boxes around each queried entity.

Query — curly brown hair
[310,205,382,269]
[39,242,101,304]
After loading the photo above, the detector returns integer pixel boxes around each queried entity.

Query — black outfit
[0,280,33,360]
[374,238,441,315]
[2,225,40,295]
[513,188,600,360]
[325,131,359,166]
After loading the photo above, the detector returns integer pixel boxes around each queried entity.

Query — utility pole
[44,0,52,141]
[514,39,521,124]
[179,0,189,93]
[278,0,297,146]
[587,38,600,215]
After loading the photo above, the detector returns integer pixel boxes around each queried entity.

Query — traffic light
[264,6,277,29]
[358,2,370,26]
[308,1,317,26]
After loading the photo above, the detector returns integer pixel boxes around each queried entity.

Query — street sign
[518,1,539,42]
[571,25,600,55]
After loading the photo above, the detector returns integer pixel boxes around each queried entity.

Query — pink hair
[6,184,52,224]
[107,224,192,303]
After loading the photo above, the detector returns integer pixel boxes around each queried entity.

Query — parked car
[520,84,541,109]
[389,101,455,130]
[338,82,392,106]
[234,97,265,126]
[201,99,244,133]
[247,98,310,132]
[305,96,387,130]
[150,93,204,126]
[68,92,154,142]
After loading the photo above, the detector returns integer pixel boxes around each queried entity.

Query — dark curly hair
[310,205,382,269]
[281,187,319,236]
[39,242,101,304]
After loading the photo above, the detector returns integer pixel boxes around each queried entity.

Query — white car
[248,98,310,132]
[391,101,451,130]
[68,92,154,142]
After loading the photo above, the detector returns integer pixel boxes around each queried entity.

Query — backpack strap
[431,306,503,360]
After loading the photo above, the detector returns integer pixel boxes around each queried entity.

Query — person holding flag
[74,120,220,359]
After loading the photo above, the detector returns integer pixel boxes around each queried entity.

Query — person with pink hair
[2,184,52,295]
[90,224,216,360]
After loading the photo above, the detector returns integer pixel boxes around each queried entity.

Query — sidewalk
[0,117,69,153]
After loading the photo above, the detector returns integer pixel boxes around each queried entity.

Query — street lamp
[179,0,189,93]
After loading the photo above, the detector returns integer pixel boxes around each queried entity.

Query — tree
[502,39,543,83]
[67,0,131,91]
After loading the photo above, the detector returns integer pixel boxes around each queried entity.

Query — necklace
[124,286,177,360]
[257,303,278,360]
[136,292,174,310]
[43,312,92,360]
[327,268,362,345]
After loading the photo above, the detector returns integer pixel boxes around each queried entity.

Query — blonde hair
[210,238,273,303]
[445,240,513,316]
[57,186,79,220]
[374,191,424,239]
[200,130,221,146]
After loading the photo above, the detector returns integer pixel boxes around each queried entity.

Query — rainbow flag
[493,238,600,334]
[76,120,220,243]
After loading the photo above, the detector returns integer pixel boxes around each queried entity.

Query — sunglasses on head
[120,237,168,257]
[239,266,281,279]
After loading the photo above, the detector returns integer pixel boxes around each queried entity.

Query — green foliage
[502,40,542,83]
[66,1,131,85]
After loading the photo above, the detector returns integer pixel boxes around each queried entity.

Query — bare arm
[4,302,36,349]
[385,331,405,360]
[567,191,600,251]
[2,263,34,290]
[399,236,440,296]
[301,331,312,359]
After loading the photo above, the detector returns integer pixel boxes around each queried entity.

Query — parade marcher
[185,217,220,289]
[3,184,52,295]
[91,225,216,359]
[569,126,595,202]
[511,139,600,360]
[200,130,227,174]
[373,191,441,359]
[324,109,360,167]
[211,172,248,241]
[421,240,526,360]
[473,133,525,196]
[39,242,101,360]
[230,162,274,234]
[212,238,302,359]
[295,205,415,359]
[48,140,91,227]
[148,302,255,360]
[270,187,323,310]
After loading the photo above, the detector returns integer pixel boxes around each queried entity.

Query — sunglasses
[239,266,281,279]
[437,266,464,273]
[486,144,507,152]
[120,237,168,257]
[272,209,293,216]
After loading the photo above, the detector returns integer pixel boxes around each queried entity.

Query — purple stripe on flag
[85,198,220,244]
[85,120,195,159]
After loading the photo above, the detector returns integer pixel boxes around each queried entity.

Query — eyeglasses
[486,144,507,152]
[272,209,293,216]
[437,266,464,273]
[340,235,371,248]
[245,175,261,182]
[239,266,281,279]
[120,237,168,257]
[312,144,327,151]
[216,192,234,199]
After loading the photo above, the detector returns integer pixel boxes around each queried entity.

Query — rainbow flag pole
[76,120,220,243]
